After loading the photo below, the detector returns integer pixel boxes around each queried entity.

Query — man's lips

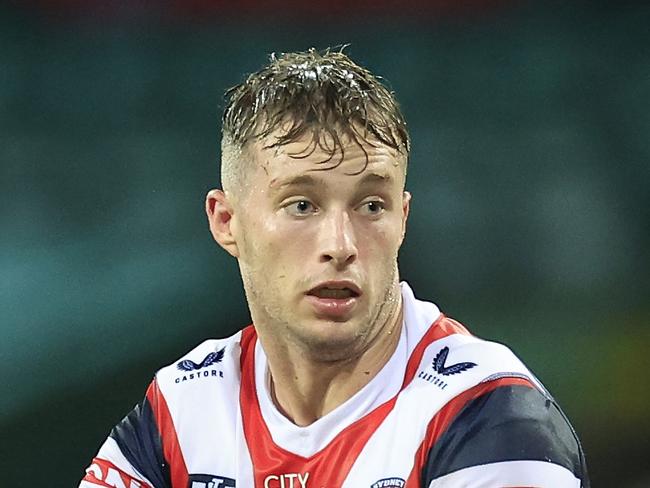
[305,281,362,318]
[306,281,362,299]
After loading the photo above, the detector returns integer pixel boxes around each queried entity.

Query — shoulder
[415,332,589,487]
[409,313,545,398]
[154,326,251,390]
[398,291,590,486]
[431,380,581,466]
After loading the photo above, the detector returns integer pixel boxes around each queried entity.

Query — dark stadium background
[1,1,648,486]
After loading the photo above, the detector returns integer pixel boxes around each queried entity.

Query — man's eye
[360,201,385,216]
[285,200,316,216]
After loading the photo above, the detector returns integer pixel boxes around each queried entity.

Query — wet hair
[220,47,409,192]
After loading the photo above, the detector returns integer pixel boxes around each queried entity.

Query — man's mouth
[305,281,361,319]
[307,282,362,299]
[310,288,357,299]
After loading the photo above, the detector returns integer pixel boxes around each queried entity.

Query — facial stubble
[238,227,402,364]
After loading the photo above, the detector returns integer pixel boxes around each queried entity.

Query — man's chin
[292,319,367,358]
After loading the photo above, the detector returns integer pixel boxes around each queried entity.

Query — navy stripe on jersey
[109,395,171,488]
[422,384,590,487]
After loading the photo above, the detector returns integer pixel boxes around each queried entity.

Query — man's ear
[400,191,411,245]
[205,189,240,258]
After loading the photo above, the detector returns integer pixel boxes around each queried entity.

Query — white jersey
[80,283,589,488]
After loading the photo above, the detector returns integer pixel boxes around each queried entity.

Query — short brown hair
[220,48,409,190]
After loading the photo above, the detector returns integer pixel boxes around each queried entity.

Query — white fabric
[156,332,247,480]
[427,460,581,487]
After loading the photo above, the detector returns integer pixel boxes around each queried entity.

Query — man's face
[216,131,410,361]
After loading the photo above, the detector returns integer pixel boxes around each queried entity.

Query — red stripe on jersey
[82,458,153,488]
[146,380,189,488]
[239,315,462,487]
[404,377,536,487]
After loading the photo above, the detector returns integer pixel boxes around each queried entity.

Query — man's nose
[319,209,358,267]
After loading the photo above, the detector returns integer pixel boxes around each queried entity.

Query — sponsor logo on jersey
[188,473,236,488]
[263,472,309,488]
[431,346,477,376]
[370,478,405,488]
[417,346,477,390]
[175,348,226,384]
[177,348,225,371]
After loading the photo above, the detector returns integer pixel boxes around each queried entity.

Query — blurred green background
[1,1,648,486]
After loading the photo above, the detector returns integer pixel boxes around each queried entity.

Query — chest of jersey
[158,326,534,488]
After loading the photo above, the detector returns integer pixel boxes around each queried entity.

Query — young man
[80,49,590,488]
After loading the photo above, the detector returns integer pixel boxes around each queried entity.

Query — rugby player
[80,48,590,488]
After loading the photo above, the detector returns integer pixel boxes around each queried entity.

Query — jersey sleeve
[79,380,172,488]
[421,382,590,488]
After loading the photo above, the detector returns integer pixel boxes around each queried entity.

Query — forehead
[250,130,406,185]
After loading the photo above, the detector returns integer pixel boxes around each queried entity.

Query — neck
[259,296,403,427]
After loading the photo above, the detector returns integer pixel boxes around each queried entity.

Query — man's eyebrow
[358,171,392,184]
[270,174,322,189]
